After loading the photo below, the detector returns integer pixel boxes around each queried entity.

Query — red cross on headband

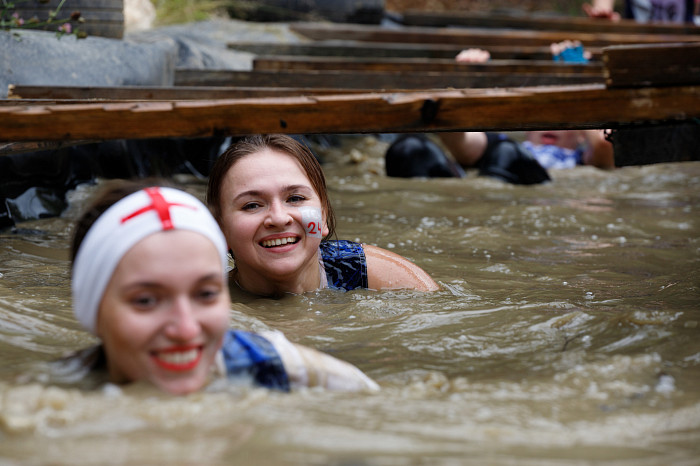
[121,187,196,230]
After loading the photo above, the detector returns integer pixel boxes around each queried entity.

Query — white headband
[71,186,228,335]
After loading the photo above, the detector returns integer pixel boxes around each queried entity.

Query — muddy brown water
[1,136,698,465]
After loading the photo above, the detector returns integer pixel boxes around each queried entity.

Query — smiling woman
[62,179,378,395]
[206,134,440,297]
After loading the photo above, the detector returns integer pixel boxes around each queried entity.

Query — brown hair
[70,178,174,265]
[206,134,336,239]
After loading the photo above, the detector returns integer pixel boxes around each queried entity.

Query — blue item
[320,240,368,290]
[553,45,589,64]
[220,330,290,391]
[521,141,584,170]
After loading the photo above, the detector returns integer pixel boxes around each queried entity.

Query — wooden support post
[603,42,700,88]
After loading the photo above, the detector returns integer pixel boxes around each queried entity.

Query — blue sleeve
[220,330,290,391]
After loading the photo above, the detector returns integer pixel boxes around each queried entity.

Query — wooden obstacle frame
[1,17,699,167]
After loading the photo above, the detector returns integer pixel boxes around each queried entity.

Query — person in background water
[583,0,698,24]
[385,43,615,184]
[63,179,379,395]
[207,134,439,297]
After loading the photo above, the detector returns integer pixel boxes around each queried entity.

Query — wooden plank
[1,85,698,142]
[174,69,602,89]
[228,40,602,60]
[290,22,699,48]
[0,99,70,106]
[252,55,603,76]
[397,10,700,35]
[0,140,99,156]
[603,42,700,88]
[6,84,374,100]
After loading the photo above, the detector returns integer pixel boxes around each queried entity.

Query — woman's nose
[165,297,200,340]
[264,200,293,227]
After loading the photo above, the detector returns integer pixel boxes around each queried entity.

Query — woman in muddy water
[63,179,378,395]
[2,146,699,464]
[206,134,440,297]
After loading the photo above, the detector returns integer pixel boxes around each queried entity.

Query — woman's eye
[287,194,306,203]
[197,288,221,302]
[130,295,158,309]
[241,202,261,211]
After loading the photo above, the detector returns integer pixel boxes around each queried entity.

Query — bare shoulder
[363,244,439,292]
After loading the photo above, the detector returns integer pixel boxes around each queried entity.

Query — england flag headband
[71,186,228,335]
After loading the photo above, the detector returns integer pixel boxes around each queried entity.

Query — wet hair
[206,134,336,239]
[70,178,174,265]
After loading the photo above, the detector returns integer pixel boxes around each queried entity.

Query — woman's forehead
[228,150,313,188]
[114,230,223,281]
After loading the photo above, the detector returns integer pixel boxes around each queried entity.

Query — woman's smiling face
[218,148,329,294]
[97,229,230,395]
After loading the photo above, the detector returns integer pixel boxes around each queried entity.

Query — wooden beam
[0,140,99,157]
[397,10,700,35]
[228,40,602,60]
[174,68,602,89]
[6,84,373,100]
[252,55,603,76]
[290,22,699,47]
[603,42,700,88]
[1,85,697,142]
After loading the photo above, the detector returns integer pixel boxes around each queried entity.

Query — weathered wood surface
[6,84,373,100]
[0,140,99,156]
[603,42,700,88]
[2,84,698,143]
[396,10,700,35]
[174,68,602,89]
[228,40,603,60]
[252,55,603,76]
[290,22,699,47]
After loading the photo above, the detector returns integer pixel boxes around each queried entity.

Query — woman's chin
[152,373,209,396]
[158,381,205,396]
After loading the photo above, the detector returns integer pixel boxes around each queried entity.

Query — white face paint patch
[298,206,323,238]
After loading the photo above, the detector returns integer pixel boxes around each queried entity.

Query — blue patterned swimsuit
[319,240,369,291]
[219,329,290,391]
[221,242,370,390]
[521,141,584,170]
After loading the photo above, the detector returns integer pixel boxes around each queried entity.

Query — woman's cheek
[298,206,324,238]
